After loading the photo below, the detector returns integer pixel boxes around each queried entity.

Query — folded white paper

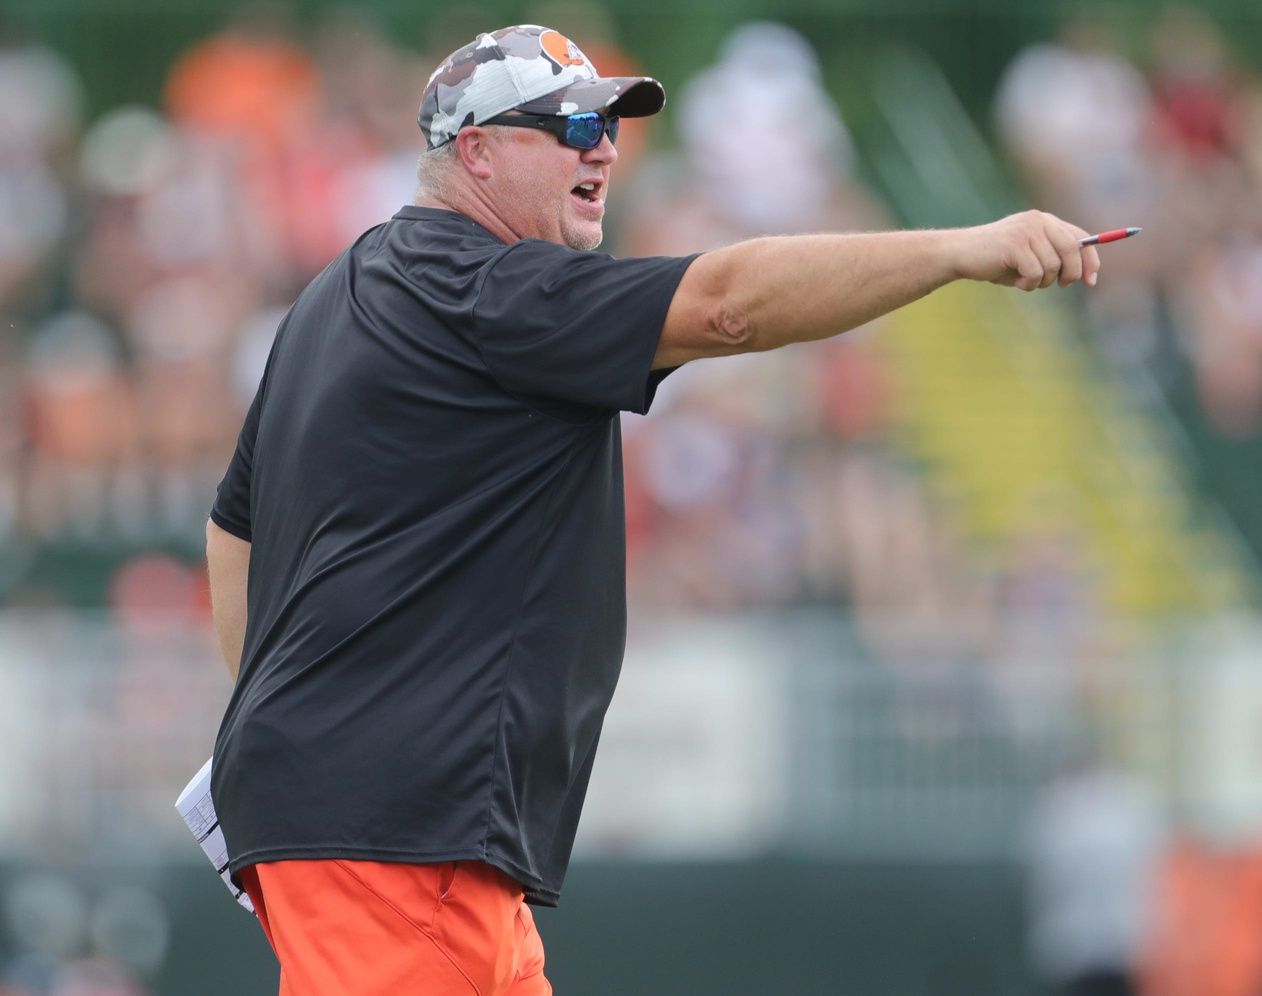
[175,756,255,914]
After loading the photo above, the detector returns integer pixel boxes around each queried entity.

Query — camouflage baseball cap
[418,25,666,150]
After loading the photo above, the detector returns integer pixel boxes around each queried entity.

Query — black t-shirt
[210,206,695,906]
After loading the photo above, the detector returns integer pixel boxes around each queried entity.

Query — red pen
[1078,227,1142,246]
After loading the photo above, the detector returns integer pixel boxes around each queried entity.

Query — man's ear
[454,127,495,181]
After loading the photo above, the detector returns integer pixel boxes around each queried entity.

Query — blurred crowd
[995,7,1262,432]
[0,5,1098,667]
[997,14,1262,996]
[0,5,438,620]
[995,7,1262,575]
[0,8,884,618]
[4,3,1259,633]
[2,4,1258,640]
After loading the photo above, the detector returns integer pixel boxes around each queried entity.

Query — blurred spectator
[0,37,81,317]
[1139,838,1262,996]
[19,312,134,543]
[73,106,268,323]
[626,20,884,255]
[1147,7,1249,166]
[1025,754,1162,996]
[309,9,429,245]
[164,4,355,279]
[1173,220,1262,437]
[163,4,319,151]
[993,13,1167,370]
[994,17,1153,227]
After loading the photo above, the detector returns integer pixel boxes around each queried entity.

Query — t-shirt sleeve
[469,240,697,416]
[210,384,263,542]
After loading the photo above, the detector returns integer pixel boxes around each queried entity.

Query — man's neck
[414,190,522,247]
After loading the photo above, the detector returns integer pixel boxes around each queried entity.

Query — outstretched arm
[654,210,1100,369]
[206,519,251,682]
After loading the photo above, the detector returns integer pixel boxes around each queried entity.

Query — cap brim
[516,76,666,119]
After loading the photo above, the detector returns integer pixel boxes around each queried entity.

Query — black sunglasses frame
[481,111,620,150]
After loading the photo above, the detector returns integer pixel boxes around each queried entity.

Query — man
[205,23,1102,996]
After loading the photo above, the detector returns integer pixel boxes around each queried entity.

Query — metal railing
[7,609,1252,869]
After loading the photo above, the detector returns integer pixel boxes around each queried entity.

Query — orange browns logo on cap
[539,29,586,70]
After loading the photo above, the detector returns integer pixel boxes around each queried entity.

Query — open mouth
[571,181,603,206]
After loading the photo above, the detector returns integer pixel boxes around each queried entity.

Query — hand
[954,210,1101,291]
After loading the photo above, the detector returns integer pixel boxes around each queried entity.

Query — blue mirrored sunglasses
[481,111,619,150]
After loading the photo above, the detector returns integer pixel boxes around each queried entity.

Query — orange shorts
[239,859,552,996]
